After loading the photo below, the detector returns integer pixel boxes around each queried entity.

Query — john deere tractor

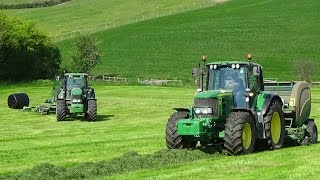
[56,73,97,121]
[165,55,317,155]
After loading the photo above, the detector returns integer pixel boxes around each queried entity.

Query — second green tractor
[55,73,97,121]
[166,55,317,155]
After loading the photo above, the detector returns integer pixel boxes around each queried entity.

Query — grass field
[1,85,320,178]
[2,0,320,178]
[0,0,47,5]
[2,0,215,37]
[56,0,320,83]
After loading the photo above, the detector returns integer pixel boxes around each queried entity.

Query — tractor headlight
[194,107,213,115]
[72,99,82,103]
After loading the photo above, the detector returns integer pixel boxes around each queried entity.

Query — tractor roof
[65,73,88,76]
[206,61,262,68]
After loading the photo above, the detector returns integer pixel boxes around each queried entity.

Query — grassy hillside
[0,0,47,5]
[1,85,320,178]
[2,0,215,38]
[56,0,320,83]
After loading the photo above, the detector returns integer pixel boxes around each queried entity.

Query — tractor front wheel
[86,99,97,121]
[165,111,196,149]
[56,99,67,121]
[224,112,256,155]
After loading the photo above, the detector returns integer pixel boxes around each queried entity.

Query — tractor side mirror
[253,66,260,76]
[192,68,198,78]
[55,75,60,81]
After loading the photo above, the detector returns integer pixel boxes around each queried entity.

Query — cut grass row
[57,0,320,82]
[1,85,320,178]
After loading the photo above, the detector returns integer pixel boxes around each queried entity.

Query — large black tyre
[302,121,318,145]
[224,112,256,155]
[165,111,196,149]
[86,99,97,121]
[264,100,285,150]
[56,99,67,121]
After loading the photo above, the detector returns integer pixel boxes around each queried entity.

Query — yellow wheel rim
[242,122,252,149]
[271,112,281,144]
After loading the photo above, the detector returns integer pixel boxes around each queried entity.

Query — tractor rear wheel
[86,99,97,121]
[224,112,256,155]
[264,100,285,149]
[56,99,67,121]
[165,111,196,149]
[302,121,318,145]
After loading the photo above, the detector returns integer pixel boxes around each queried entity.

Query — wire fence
[51,0,226,41]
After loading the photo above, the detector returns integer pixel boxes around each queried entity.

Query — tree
[0,13,61,81]
[71,33,101,74]
[293,59,316,83]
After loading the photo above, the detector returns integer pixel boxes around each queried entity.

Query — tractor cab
[205,61,264,109]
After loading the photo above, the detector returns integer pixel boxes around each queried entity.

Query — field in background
[0,85,320,178]
[2,0,216,38]
[0,0,47,5]
[57,0,320,83]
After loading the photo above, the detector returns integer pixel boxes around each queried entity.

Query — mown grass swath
[3,150,215,179]
[56,0,320,83]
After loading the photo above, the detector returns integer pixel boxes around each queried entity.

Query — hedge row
[0,0,71,9]
[0,13,61,81]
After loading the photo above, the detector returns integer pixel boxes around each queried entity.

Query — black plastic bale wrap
[8,93,30,109]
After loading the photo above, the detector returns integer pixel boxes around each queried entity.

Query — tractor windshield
[207,66,247,108]
[66,76,87,89]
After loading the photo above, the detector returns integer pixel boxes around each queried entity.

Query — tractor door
[248,65,264,107]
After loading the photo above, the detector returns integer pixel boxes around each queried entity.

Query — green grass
[1,0,215,37]
[0,0,47,5]
[1,85,320,179]
[0,85,195,175]
[56,0,320,82]
[109,145,320,179]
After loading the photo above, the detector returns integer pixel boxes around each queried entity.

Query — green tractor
[165,55,318,155]
[55,73,97,121]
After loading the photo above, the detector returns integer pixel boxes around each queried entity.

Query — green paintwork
[71,87,82,96]
[194,90,232,99]
[177,119,207,136]
[256,92,269,112]
[71,103,84,113]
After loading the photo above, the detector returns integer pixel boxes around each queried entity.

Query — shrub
[0,13,61,81]
[293,58,316,83]
[70,33,101,74]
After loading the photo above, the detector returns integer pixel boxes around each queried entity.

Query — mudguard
[261,94,283,116]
